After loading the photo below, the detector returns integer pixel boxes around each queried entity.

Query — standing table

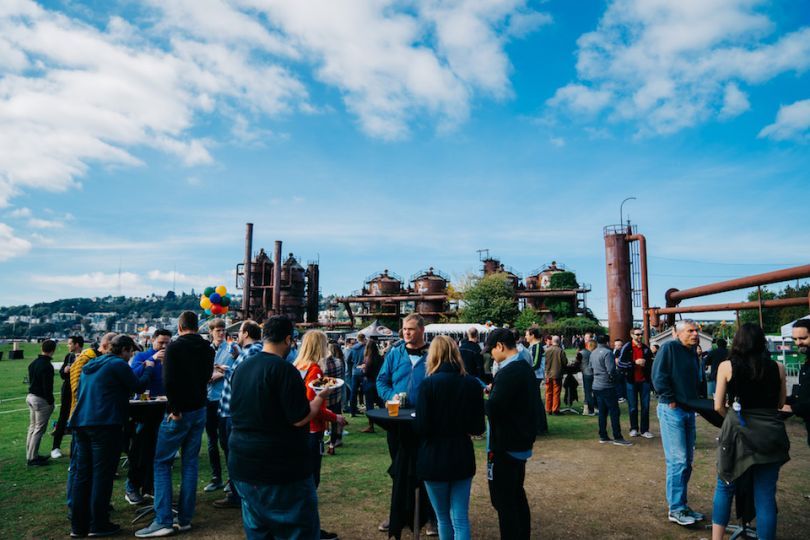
[127,399,169,524]
[366,408,431,540]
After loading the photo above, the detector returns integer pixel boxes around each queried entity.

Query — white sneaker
[641,431,655,439]
[51,448,63,459]
[629,429,639,437]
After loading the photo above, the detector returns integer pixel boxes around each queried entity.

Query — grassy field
[1,342,808,539]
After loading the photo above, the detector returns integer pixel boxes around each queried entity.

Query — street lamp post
[620,196,637,228]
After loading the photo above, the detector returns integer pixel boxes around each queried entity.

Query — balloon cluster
[200,285,231,316]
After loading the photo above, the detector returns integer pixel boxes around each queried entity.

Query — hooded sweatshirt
[69,354,153,428]
[164,333,215,415]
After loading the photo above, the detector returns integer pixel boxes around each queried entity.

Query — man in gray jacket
[590,335,631,446]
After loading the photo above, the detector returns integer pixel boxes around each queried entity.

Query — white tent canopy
[781,314,810,338]
[348,319,397,339]
[424,323,493,340]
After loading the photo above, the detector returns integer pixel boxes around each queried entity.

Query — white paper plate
[308,377,345,391]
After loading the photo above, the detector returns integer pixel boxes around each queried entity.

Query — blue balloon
[209,292,222,305]
[205,308,212,315]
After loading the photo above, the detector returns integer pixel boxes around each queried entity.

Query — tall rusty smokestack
[243,223,253,321]
[604,227,633,342]
[273,240,282,315]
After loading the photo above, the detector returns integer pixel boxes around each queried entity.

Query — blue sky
[0,0,808,321]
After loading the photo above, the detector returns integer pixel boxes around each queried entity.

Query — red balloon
[210,304,225,315]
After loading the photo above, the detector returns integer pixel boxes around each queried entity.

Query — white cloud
[548,0,810,135]
[27,217,64,229]
[547,84,612,115]
[32,271,143,290]
[759,99,810,141]
[0,222,32,261]
[719,83,750,119]
[0,0,547,206]
[8,206,31,218]
[146,269,222,287]
[549,136,566,147]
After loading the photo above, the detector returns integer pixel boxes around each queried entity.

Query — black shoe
[70,532,88,538]
[28,457,49,467]
[320,530,339,540]
[89,522,121,537]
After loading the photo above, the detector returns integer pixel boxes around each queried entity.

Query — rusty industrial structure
[603,221,809,342]
[337,267,455,326]
[338,253,590,328]
[235,223,326,325]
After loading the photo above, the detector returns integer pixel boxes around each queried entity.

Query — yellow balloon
[200,297,212,310]
[215,285,227,296]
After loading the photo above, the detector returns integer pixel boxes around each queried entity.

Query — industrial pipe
[273,240,282,316]
[515,290,579,298]
[338,294,449,303]
[666,264,810,305]
[651,295,810,316]
[626,233,650,343]
[243,223,253,321]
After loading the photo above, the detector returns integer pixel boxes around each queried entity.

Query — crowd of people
[21,311,810,539]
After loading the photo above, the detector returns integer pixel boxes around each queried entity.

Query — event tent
[424,323,492,341]
[348,319,397,339]
[781,314,810,338]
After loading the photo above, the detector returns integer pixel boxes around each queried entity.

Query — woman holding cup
[415,336,486,540]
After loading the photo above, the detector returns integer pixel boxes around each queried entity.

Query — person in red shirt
[617,328,655,438]
[294,330,348,540]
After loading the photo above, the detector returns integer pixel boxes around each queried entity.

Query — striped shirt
[219,341,263,418]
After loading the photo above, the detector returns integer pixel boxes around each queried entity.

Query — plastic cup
[386,400,400,417]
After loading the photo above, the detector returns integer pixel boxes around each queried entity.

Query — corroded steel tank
[604,227,633,342]
[367,270,402,295]
[279,253,307,322]
[248,249,274,317]
[482,258,501,275]
[412,268,448,322]
[537,261,564,289]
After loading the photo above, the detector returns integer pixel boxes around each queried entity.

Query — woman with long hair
[323,342,345,454]
[711,323,789,540]
[360,338,385,433]
[294,331,348,540]
[415,336,485,540]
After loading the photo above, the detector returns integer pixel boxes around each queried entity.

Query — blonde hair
[426,335,467,376]
[294,330,328,370]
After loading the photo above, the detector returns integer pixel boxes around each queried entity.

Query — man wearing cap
[484,328,537,539]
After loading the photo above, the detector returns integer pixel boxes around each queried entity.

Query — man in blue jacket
[376,314,435,536]
[652,320,704,528]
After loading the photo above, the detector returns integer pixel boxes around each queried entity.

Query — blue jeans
[712,462,781,540]
[625,381,651,433]
[152,407,206,527]
[657,403,696,512]
[70,426,123,535]
[349,368,365,414]
[594,387,622,440]
[614,371,627,400]
[234,478,319,540]
[67,434,77,510]
[707,380,716,397]
[424,477,473,540]
[582,374,595,411]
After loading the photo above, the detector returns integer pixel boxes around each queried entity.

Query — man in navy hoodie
[69,334,154,537]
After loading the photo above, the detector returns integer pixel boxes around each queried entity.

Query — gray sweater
[590,345,616,390]
[580,349,593,376]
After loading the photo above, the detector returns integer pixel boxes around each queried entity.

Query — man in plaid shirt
[213,320,263,509]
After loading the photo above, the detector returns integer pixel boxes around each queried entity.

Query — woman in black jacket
[416,336,485,540]
[360,338,384,433]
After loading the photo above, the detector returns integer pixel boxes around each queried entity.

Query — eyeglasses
[633,333,642,337]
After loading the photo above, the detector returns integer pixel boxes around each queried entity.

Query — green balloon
[220,295,231,307]
[203,286,215,297]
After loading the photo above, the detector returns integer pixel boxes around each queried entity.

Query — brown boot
[360,425,375,433]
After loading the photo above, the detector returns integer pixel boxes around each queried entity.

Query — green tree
[549,271,579,289]
[459,273,519,326]
[514,307,544,332]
